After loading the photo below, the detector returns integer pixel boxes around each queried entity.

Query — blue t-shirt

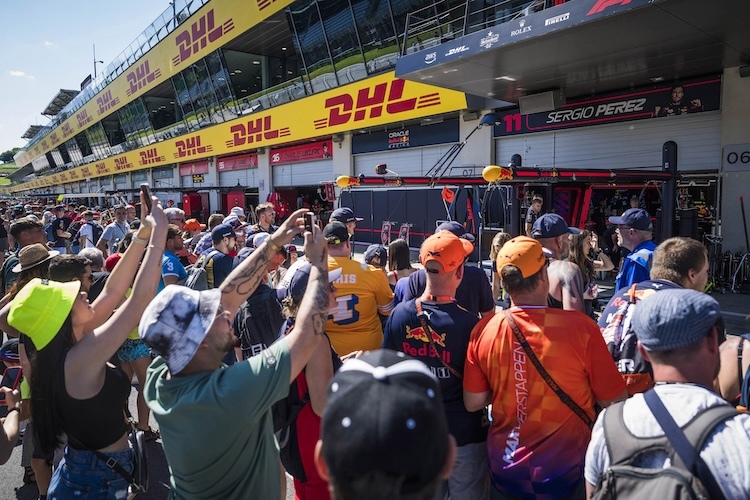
[403,266,494,315]
[383,299,487,446]
[201,247,234,288]
[158,250,188,293]
[615,240,657,292]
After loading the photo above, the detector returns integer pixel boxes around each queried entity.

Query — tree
[0,148,22,164]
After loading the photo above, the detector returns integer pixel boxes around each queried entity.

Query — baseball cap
[8,278,81,351]
[222,215,248,230]
[419,230,473,273]
[531,213,580,239]
[54,205,65,212]
[0,339,20,362]
[252,233,270,248]
[496,236,550,278]
[363,244,387,266]
[330,207,363,224]
[139,286,223,374]
[211,224,235,243]
[184,218,206,231]
[321,349,449,494]
[608,208,652,231]
[435,221,475,242]
[286,263,343,303]
[229,206,245,219]
[323,221,350,245]
[632,289,722,352]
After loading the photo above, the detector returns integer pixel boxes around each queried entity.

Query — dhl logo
[81,167,91,177]
[77,109,93,128]
[69,170,79,180]
[95,162,108,175]
[61,123,73,138]
[405,325,447,347]
[126,60,162,96]
[59,173,68,182]
[50,132,60,146]
[173,9,234,67]
[313,79,440,129]
[41,140,49,150]
[51,175,60,184]
[256,0,276,10]
[139,148,165,166]
[97,90,121,116]
[225,116,291,148]
[174,136,213,159]
[114,156,133,171]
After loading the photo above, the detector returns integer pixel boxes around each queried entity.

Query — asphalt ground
[0,248,747,499]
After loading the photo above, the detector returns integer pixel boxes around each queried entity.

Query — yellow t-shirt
[326,256,394,355]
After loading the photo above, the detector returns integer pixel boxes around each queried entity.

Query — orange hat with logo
[496,236,548,278]
[184,218,206,231]
[419,230,473,273]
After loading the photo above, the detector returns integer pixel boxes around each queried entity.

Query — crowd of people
[0,195,747,500]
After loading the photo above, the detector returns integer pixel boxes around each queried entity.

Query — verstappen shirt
[464,307,625,498]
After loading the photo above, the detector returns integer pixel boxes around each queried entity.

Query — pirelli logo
[313,79,440,129]
[172,10,234,67]
[225,116,291,148]
[97,90,121,116]
[139,147,165,166]
[114,156,133,172]
[174,136,213,159]
[126,61,162,96]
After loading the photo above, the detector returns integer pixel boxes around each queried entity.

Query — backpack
[592,397,737,500]
[184,250,220,291]
[600,284,654,395]
[736,333,750,408]
[272,327,343,481]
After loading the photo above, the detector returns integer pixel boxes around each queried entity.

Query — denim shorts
[436,441,489,499]
[49,446,134,499]
[117,338,151,363]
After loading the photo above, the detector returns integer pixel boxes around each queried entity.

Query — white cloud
[9,70,35,80]
[43,41,57,48]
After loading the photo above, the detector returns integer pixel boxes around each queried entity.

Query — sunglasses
[329,282,337,292]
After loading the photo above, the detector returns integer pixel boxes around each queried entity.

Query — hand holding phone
[140,184,152,212]
[304,212,315,233]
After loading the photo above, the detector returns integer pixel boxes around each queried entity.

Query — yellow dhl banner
[10,73,467,193]
[15,0,295,168]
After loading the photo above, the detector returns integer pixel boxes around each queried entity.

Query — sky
[0,0,175,156]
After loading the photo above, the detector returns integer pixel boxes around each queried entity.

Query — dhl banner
[15,0,295,168]
[9,72,467,193]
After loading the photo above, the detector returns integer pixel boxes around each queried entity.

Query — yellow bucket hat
[8,278,81,351]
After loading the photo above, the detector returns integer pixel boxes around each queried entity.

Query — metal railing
[401,0,557,56]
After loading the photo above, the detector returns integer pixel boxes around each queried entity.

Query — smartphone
[140,183,152,212]
[0,367,22,405]
[304,212,315,233]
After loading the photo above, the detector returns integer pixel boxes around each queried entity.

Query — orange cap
[419,231,473,273]
[496,236,547,278]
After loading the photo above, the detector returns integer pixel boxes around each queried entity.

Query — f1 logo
[587,0,632,15]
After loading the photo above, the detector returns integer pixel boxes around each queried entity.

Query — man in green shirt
[140,209,331,499]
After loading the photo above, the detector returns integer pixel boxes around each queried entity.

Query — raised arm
[219,209,306,316]
[284,225,329,381]
[67,194,167,369]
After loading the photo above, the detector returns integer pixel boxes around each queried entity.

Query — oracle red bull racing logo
[402,325,451,363]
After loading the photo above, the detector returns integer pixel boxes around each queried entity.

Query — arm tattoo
[221,251,272,297]
[311,313,328,336]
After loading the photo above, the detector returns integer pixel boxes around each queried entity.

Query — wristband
[132,236,149,245]
[148,245,165,251]
[6,407,20,415]
[266,238,281,252]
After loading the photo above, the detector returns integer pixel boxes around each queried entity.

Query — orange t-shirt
[464,306,625,498]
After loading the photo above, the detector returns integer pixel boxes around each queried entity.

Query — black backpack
[272,336,342,482]
[593,393,737,500]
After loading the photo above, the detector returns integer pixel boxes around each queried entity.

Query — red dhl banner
[270,140,332,165]
[217,153,257,171]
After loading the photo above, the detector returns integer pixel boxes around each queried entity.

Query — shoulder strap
[737,334,750,388]
[603,401,654,465]
[197,250,221,270]
[503,309,593,428]
[415,299,462,379]
[644,390,731,500]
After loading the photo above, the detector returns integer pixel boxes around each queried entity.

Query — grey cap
[632,289,721,352]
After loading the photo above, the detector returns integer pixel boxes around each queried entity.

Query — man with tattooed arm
[531,214,586,314]
[139,209,333,499]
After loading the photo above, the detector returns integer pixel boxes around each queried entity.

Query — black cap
[323,221,350,245]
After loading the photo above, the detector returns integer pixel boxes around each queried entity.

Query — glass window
[290,1,336,93]
[206,51,238,122]
[192,60,224,126]
[319,0,366,85]
[73,132,94,160]
[101,112,128,152]
[56,145,72,166]
[351,0,400,73]
[172,72,199,132]
[183,65,212,129]
[85,122,112,159]
[65,138,84,166]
